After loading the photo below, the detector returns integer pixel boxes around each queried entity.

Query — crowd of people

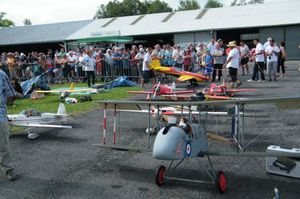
[0,37,287,88]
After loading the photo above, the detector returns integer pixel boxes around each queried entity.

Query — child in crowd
[204,51,213,79]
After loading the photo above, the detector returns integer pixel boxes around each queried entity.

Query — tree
[94,0,173,19]
[178,0,201,11]
[205,0,223,8]
[231,0,264,6]
[0,12,14,27]
[145,0,173,14]
[23,18,32,26]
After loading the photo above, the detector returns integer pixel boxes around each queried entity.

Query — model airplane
[203,80,256,97]
[35,83,95,101]
[149,59,209,82]
[127,82,196,100]
[8,103,72,139]
[95,96,300,193]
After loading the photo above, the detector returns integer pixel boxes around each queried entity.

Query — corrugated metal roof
[68,0,300,40]
[0,0,299,46]
[0,20,92,45]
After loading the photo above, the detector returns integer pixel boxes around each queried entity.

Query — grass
[7,82,141,115]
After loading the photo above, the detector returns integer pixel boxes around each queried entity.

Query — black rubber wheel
[216,170,227,193]
[155,165,166,186]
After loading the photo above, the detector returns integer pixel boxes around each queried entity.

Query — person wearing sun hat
[223,41,242,88]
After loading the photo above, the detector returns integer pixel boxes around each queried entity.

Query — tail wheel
[216,170,227,193]
[155,165,166,186]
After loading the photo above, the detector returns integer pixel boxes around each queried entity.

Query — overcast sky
[0,0,292,26]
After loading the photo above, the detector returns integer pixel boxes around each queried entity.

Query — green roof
[77,36,133,43]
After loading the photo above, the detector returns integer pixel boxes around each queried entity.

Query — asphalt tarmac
[1,61,300,199]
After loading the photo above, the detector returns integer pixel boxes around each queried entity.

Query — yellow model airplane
[149,59,209,82]
[35,83,95,101]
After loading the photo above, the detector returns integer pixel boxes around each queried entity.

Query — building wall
[174,31,211,48]
[285,26,300,60]
[259,26,300,60]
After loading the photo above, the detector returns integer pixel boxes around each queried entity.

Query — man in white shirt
[239,41,250,75]
[248,39,266,82]
[263,37,272,49]
[141,47,155,87]
[207,38,217,55]
[67,51,77,81]
[80,50,95,87]
[223,41,241,88]
[265,39,280,81]
[172,45,184,69]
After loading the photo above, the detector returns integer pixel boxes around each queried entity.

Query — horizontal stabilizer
[93,143,152,152]
[177,75,193,81]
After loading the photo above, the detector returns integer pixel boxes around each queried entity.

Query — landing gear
[155,157,227,193]
[155,165,166,186]
[216,170,227,193]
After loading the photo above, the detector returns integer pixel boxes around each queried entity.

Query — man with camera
[265,39,280,81]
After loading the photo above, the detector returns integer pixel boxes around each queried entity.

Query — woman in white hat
[223,41,242,88]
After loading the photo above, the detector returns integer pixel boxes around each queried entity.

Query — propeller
[152,81,161,99]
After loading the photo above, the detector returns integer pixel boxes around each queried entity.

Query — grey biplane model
[8,103,72,139]
[95,96,300,193]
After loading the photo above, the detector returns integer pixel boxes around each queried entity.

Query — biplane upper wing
[36,89,94,93]
[98,96,300,109]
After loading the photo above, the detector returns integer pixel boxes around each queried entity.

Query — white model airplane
[8,103,72,139]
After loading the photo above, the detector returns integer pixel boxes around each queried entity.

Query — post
[103,103,107,144]
[148,104,151,148]
[157,105,160,131]
[113,104,117,144]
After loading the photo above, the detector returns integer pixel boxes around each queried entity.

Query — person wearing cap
[223,41,242,88]
[248,39,266,82]
[265,39,280,81]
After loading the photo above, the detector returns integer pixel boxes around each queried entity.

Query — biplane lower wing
[11,123,72,128]
[93,143,152,152]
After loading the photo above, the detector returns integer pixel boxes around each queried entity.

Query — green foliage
[145,0,173,14]
[23,18,32,26]
[231,0,264,6]
[205,0,223,8]
[7,83,141,115]
[0,12,14,27]
[94,0,173,19]
[178,0,201,11]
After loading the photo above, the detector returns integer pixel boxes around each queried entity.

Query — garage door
[285,26,300,60]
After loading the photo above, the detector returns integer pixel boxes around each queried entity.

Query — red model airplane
[203,81,256,97]
[127,82,196,100]
[163,81,256,101]
[149,59,209,82]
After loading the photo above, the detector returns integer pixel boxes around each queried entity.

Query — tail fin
[171,82,176,90]
[57,103,67,115]
[70,82,74,90]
